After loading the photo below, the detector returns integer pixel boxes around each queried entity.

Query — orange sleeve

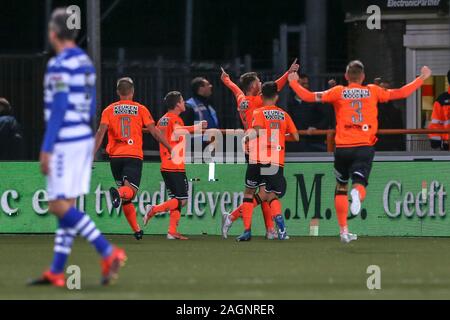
[222,76,246,105]
[252,110,265,129]
[386,77,424,101]
[285,113,298,135]
[100,107,110,126]
[141,105,155,126]
[289,80,340,103]
[275,72,289,92]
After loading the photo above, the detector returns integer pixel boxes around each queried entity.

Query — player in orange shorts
[220,60,299,240]
[95,77,172,240]
[288,61,432,243]
[143,91,207,240]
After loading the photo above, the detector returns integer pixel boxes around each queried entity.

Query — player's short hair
[0,97,12,116]
[447,70,450,84]
[240,72,259,93]
[117,77,134,96]
[49,7,79,41]
[164,91,183,110]
[346,60,365,82]
[261,82,278,99]
[191,77,207,95]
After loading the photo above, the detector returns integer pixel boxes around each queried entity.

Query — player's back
[157,112,185,172]
[102,100,152,159]
[238,95,263,130]
[44,47,96,143]
[250,105,298,167]
[328,84,386,147]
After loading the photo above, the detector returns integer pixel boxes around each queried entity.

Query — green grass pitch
[1,234,450,300]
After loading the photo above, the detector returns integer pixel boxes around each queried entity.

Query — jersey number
[120,117,131,138]
[351,101,363,123]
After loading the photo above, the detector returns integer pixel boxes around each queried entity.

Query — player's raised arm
[145,122,172,152]
[387,66,432,101]
[220,67,245,102]
[275,58,300,92]
[288,72,321,103]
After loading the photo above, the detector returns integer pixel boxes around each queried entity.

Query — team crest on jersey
[342,89,370,99]
[159,117,169,126]
[263,110,285,121]
[114,105,138,115]
[239,100,249,111]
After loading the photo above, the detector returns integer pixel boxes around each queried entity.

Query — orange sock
[122,202,140,232]
[269,199,282,218]
[230,198,260,222]
[168,210,181,234]
[354,184,367,201]
[151,198,179,216]
[119,186,134,201]
[335,195,349,234]
[241,199,255,230]
[262,201,275,230]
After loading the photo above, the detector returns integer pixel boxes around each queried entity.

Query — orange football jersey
[100,100,154,159]
[157,112,186,172]
[250,105,298,167]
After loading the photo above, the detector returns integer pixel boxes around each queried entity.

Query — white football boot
[350,188,362,216]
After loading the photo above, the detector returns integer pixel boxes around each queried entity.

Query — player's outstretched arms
[388,66,432,100]
[146,123,172,152]
[275,59,299,91]
[288,72,318,103]
[221,67,245,101]
[174,120,208,134]
[94,124,108,155]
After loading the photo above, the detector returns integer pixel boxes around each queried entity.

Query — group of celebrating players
[29,8,432,287]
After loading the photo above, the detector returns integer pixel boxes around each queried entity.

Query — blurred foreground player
[94,77,172,240]
[220,60,299,240]
[30,8,126,287]
[143,92,207,240]
[289,61,432,243]
[235,82,299,241]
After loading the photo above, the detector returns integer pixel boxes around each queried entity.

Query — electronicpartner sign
[0,162,448,236]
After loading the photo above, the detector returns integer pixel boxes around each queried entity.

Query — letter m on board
[293,174,324,219]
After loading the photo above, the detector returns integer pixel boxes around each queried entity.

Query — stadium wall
[0,162,448,236]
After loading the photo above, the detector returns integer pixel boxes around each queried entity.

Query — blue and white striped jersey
[42,46,96,152]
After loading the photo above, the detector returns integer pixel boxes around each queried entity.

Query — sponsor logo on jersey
[114,105,138,116]
[342,88,371,99]
[158,117,170,127]
[263,110,285,121]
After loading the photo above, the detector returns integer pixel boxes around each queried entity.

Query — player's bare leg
[335,183,357,243]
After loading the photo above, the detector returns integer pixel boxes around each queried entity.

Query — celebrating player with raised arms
[288,60,432,243]
[143,91,207,240]
[220,60,299,240]
[234,82,299,241]
[30,8,126,287]
[94,77,172,240]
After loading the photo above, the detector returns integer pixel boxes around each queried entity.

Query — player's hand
[420,66,432,80]
[288,72,299,83]
[306,127,317,135]
[200,120,208,129]
[220,67,229,82]
[39,151,51,176]
[241,135,250,155]
[328,79,337,88]
[288,58,299,74]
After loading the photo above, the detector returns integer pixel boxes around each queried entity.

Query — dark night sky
[0,0,347,69]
